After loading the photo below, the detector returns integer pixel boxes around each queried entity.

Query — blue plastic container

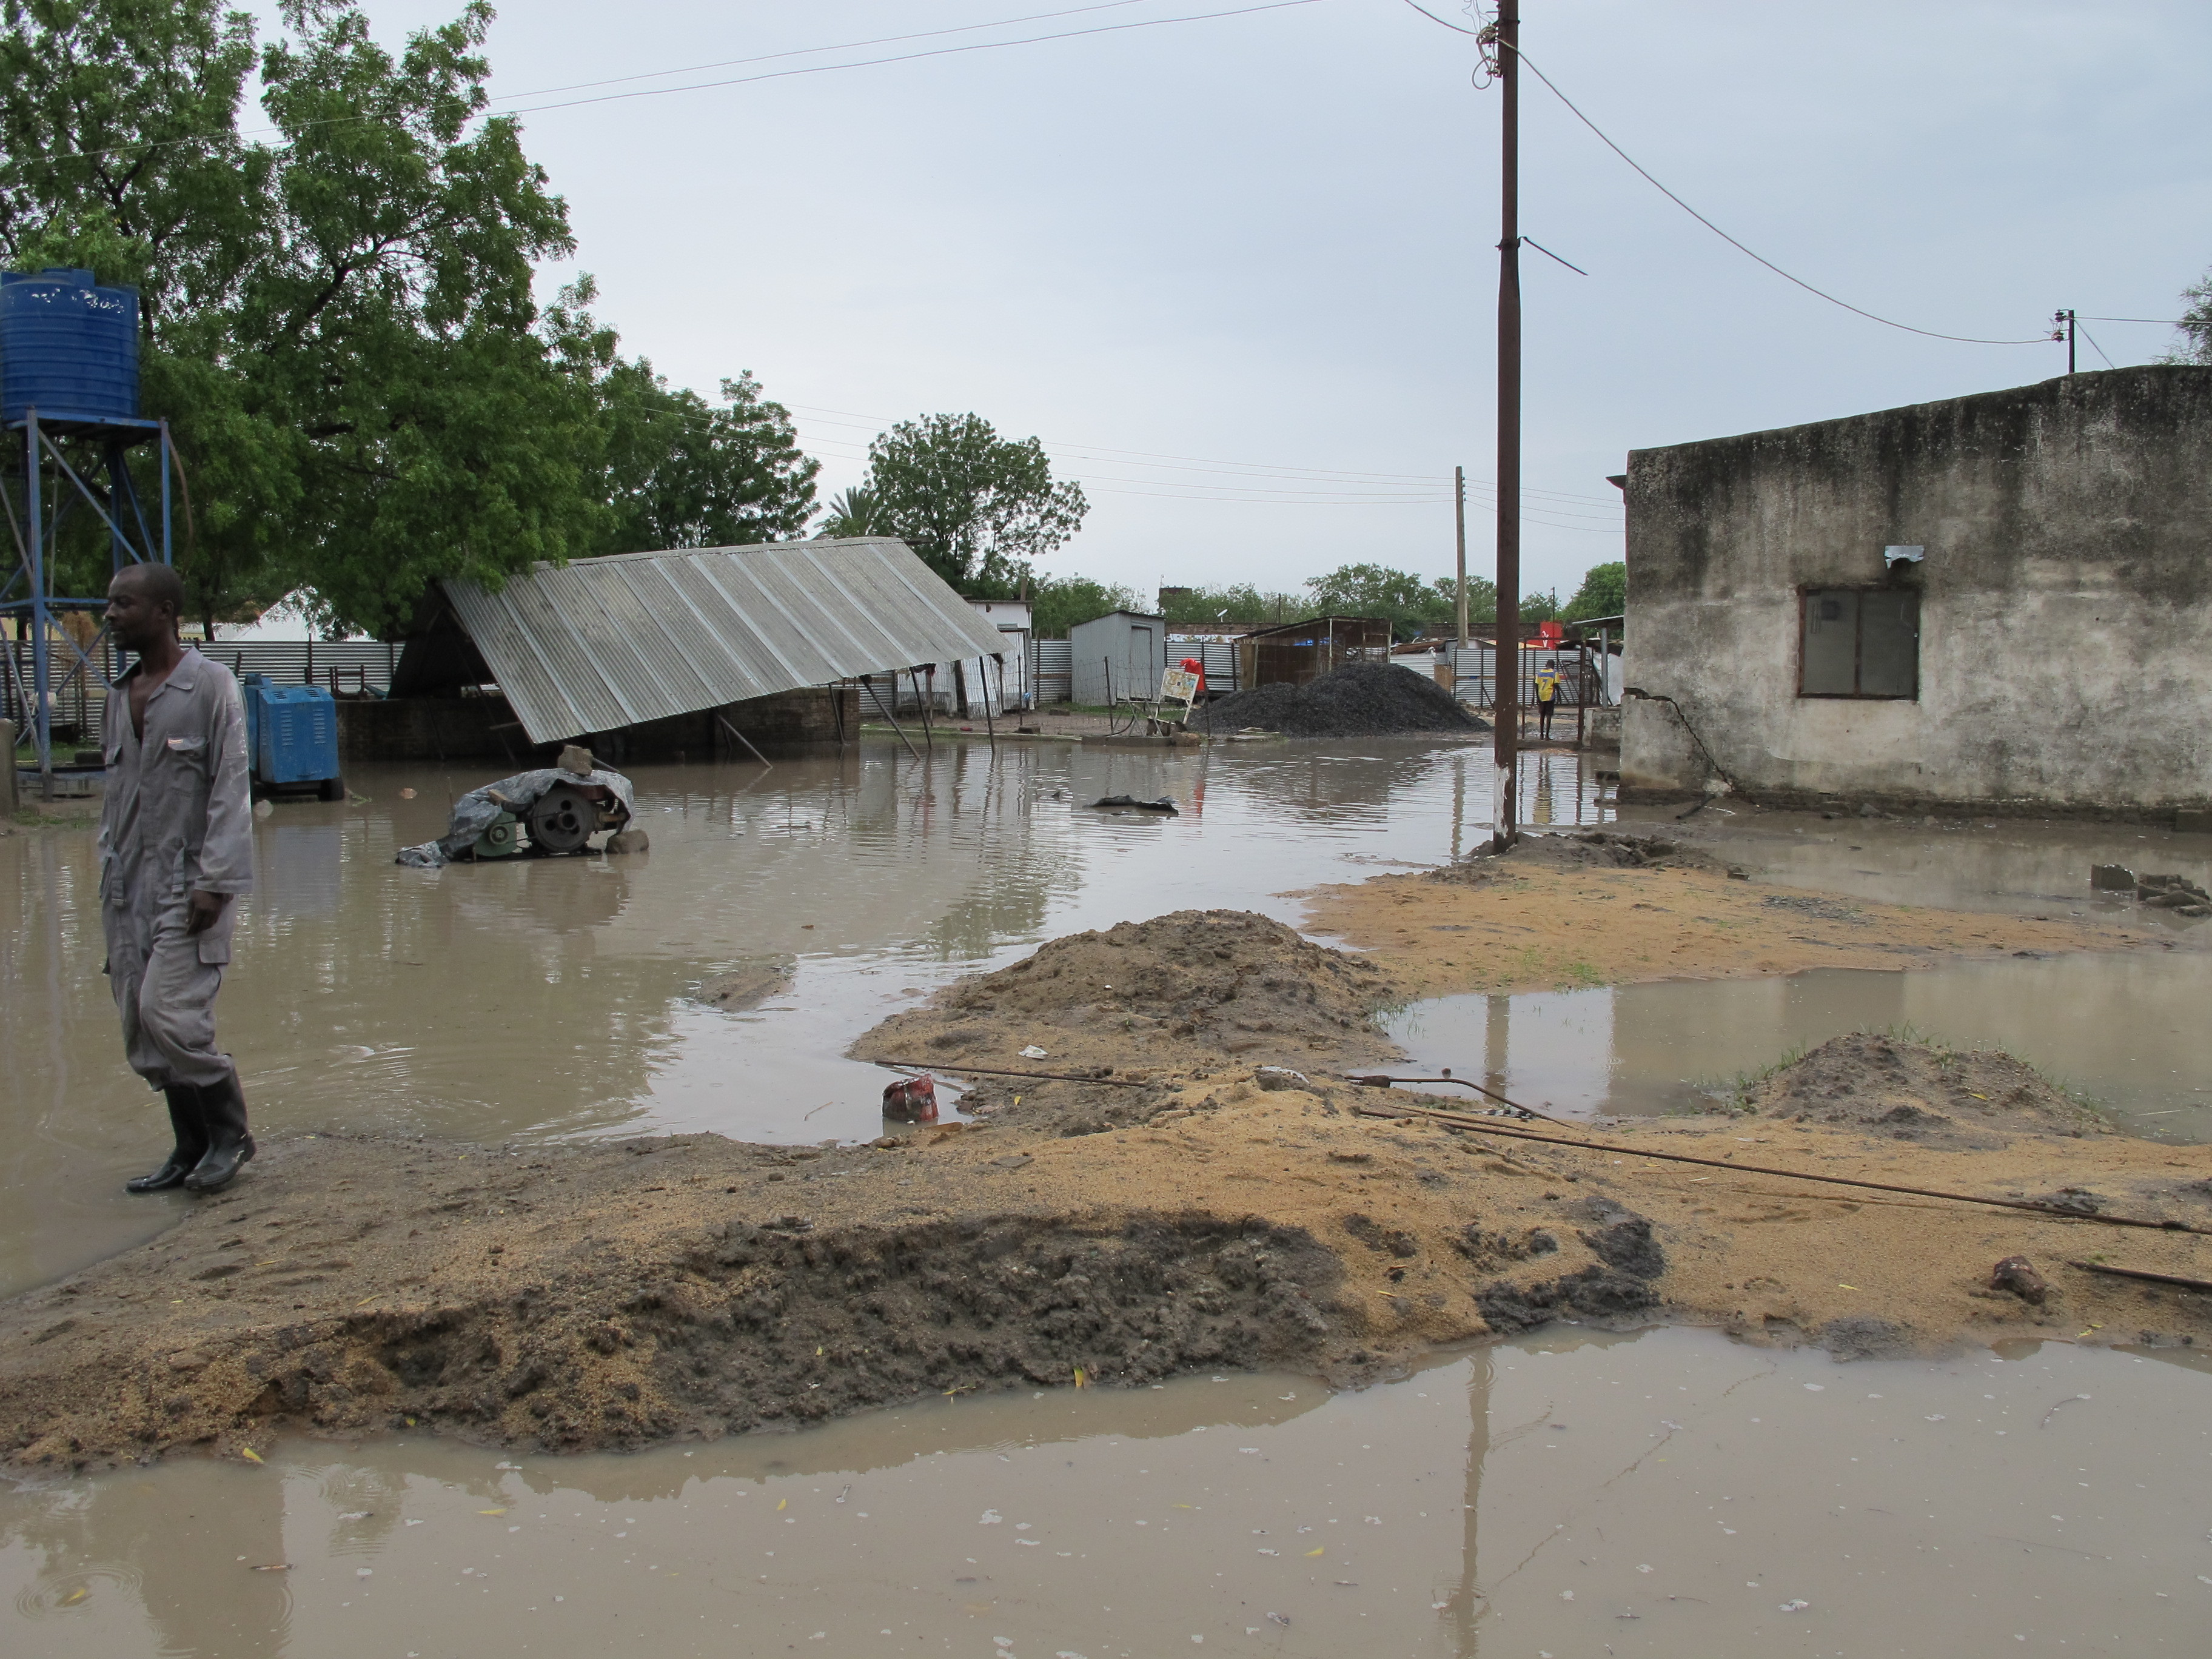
[0,267,141,423]
[241,675,342,793]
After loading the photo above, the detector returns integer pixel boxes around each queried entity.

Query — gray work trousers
[104,899,234,1091]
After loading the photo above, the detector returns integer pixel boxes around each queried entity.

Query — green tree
[1,1,763,638]
[1561,560,1624,620]
[1030,573,1136,638]
[594,361,817,552]
[2169,269,2212,364]
[863,412,1088,592]
[1155,583,1303,628]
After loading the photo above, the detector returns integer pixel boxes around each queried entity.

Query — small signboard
[1159,666,1200,704]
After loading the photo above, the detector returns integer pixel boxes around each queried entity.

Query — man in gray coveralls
[99,561,257,1194]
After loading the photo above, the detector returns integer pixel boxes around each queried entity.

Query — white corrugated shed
[440,537,1010,744]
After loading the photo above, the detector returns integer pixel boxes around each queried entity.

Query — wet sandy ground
[6,1326,2206,1657]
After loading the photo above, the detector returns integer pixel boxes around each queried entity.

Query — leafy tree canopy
[2169,269,2212,365]
[863,412,1088,594]
[1030,573,1136,638]
[1301,562,1524,636]
[0,0,812,637]
[1561,559,1625,622]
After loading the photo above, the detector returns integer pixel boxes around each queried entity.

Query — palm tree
[816,485,883,538]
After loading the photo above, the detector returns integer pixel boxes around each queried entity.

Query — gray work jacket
[98,648,255,962]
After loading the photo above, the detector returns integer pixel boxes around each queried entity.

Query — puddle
[5,1324,2206,1657]
[1674,806,2212,925]
[1384,952,2212,1141]
[0,740,1602,1297]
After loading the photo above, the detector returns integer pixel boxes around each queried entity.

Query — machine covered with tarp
[396,765,636,867]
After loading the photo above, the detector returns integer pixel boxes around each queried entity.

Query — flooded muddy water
[0,739,1596,1296]
[7,1324,2207,1657]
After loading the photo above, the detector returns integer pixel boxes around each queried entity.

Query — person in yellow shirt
[1534,658,1561,740]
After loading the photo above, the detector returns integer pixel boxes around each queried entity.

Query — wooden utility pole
[1453,464,1469,649]
[1492,0,1522,846]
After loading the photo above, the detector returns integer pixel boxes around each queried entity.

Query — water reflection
[1387,951,2212,1139]
[7,1327,2207,1657]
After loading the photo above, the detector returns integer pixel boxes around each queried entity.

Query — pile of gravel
[1193,659,1488,739]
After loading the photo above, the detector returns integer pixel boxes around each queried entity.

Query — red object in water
[882,1073,939,1122]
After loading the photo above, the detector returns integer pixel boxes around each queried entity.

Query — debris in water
[1086,795,1179,813]
[881,1073,939,1123]
[1991,1256,2049,1304]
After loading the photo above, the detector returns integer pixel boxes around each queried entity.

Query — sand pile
[1429,829,1740,885]
[1737,1032,2115,1148]
[1193,660,1486,738]
[853,910,1398,1133]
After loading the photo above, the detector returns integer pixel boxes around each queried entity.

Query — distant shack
[1238,617,1392,691]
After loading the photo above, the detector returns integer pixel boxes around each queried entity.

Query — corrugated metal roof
[442,537,1012,744]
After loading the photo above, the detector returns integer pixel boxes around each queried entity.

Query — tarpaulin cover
[395,768,636,867]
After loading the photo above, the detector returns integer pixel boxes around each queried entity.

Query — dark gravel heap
[1193,659,1488,738]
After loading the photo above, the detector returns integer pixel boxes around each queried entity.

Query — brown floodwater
[7,1324,2207,1657]
[0,737,1586,1298]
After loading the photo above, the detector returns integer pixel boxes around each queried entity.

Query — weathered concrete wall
[337,696,525,763]
[1620,366,2212,814]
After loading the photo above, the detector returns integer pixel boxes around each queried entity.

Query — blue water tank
[242,675,343,791]
[0,268,140,423]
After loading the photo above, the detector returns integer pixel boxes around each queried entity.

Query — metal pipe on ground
[1352,1096,2212,1237]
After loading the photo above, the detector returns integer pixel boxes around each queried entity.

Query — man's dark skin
[106,568,229,938]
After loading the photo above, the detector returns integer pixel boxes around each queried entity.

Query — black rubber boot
[124,1084,210,1195]
[183,1073,255,1193]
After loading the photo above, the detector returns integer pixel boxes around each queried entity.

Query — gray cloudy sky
[306,1,2212,603]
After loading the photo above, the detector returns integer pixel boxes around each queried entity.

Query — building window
[1799,588,1919,699]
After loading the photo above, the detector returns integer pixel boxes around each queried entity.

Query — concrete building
[1619,367,2212,818]
[1069,610,1167,706]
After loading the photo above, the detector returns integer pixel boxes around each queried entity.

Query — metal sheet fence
[4,638,401,752]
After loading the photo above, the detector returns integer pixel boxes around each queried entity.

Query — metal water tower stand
[1,409,174,799]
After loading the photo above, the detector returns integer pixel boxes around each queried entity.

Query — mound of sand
[1192,660,1486,738]
[1740,1033,2115,1147]
[853,910,1396,1132]
[1429,829,1740,885]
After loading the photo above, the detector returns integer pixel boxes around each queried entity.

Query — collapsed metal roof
[440,537,1010,744]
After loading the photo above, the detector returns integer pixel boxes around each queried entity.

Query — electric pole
[1492,0,1522,846]
[1453,464,1469,650]
[2053,309,2076,375]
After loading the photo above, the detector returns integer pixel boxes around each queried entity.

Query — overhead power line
[494,0,1327,119]
[491,1,1153,104]
[25,0,1328,167]
[1392,2,2053,347]
[1506,45,2051,346]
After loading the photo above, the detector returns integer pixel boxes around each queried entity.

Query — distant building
[1619,367,2212,817]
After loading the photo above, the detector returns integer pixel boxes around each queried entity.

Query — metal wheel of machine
[525,782,596,855]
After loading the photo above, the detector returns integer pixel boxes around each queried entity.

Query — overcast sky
[270,1,2212,605]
